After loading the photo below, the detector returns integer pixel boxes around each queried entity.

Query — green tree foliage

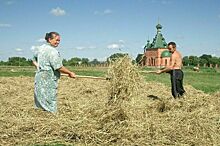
[188,56,200,66]
[199,58,208,65]
[182,56,190,66]
[62,57,103,66]
[182,54,220,66]
[62,59,68,66]
[199,54,212,65]
[209,57,220,65]
[200,54,212,61]
[90,59,100,65]
[0,61,6,66]
[107,53,128,62]
[0,57,32,66]
[68,57,81,66]
[81,58,89,65]
[1,53,220,67]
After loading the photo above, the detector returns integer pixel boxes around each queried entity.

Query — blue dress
[33,43,63,113]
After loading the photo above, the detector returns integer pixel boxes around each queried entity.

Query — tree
[68,57,81,66]
[199,54,212,66]
[199,58,208,66]
[7,57,30,66]
[0,61,6,66]
[209,57,219,65]
[188,56,200,66]
[62,59,68,66]
[199,54,212,61]
[90,59,100,65]
[182,56,190,66]
[107,53,128,62]
[81,58,89,65]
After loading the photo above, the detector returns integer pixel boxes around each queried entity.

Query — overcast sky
[1,0,220,61]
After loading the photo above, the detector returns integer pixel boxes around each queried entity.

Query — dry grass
[0,75,220,145]
[107,55,144,105]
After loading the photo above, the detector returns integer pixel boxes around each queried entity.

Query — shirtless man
[156,42,185,98]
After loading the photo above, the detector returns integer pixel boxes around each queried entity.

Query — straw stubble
[0,69,220,145]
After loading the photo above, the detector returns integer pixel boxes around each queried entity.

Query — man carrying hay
[32,32,76,113]
[156,42,185,98]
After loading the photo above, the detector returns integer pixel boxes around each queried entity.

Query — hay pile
[107,55,143,105]
[0,76,220,145]
[96,55,144,144]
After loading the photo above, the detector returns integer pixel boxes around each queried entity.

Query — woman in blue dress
[32,32,75,113]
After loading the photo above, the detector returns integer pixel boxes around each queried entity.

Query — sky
[0,0,220,61]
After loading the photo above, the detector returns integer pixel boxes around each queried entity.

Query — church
[142,23,171,67]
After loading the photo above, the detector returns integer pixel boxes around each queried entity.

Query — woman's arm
[32,61,39,69]
[58,66,76,78]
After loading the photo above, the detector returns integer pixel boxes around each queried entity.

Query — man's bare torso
[170,51,182,69]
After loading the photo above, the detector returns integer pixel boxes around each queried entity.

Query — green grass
[67,66,107,77]
[0,66,35,77]
[0,66,106,77]
[184,71,220,93]
[0,66,219,93]
[141,69,220,93]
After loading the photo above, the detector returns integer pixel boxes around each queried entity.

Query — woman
[32,32,75,113]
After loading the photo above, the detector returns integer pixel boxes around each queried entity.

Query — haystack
[107,55,144,105]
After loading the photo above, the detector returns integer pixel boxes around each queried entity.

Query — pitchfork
[61,74,111,80]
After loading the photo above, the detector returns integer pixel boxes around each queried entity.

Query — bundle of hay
[94,55,144,142]
[107,55,144,105]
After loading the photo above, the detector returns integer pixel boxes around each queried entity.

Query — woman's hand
[59,66,76,78]
[68,72,76,78]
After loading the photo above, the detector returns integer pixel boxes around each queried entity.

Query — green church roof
[156,23,162,29]
[161,50,171,58]
[145,23,167,50]
[151,33,167,48]
[146,40,151,48]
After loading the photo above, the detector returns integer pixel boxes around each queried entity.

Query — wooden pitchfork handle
[139,71,157,74]
[61,74,110,80]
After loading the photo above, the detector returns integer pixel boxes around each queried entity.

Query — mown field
[0,65,220,146]
[1,65,220,93]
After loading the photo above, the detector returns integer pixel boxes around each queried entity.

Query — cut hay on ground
[0,76,220,145]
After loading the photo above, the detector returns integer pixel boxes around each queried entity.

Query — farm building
[142,23,171,67]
